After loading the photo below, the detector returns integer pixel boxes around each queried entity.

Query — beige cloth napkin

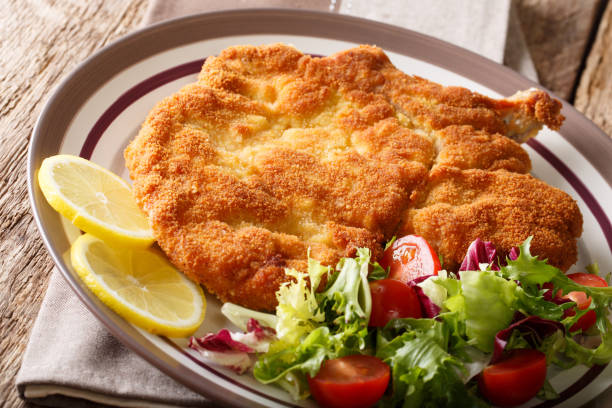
[144,0,538,80]
[18,1,555,406]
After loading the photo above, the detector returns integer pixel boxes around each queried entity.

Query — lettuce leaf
[189,319,276,374]
[565,318,612,366]
[459,238,500,272]
[492,314,564,363]
[376,318,487,408]
[437,270,517,353]
[320,247,372,326]
[220,302,277,332]
[253,248,373,399]
[254,326,332,399]
[273,266,327,347]
[501,237,612,306]
[417,274,448,310]
[249,237,612,405]
[500,237,561,286]
[499,238,612,367]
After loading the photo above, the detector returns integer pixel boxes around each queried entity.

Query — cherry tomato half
[562,273,608,332]
[479,349,547,407]
[380,235,441,283]
[307,355,390,408]
[369,279,422,327]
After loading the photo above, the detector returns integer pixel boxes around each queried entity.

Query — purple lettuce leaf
[492,313,564,364]
[247,318,277,341]
[460,238,500,272]
[189,318,277,374]
[190,329,254,353]
[459,239,521,276]
[508,246,520,261]
[408,275,441,318]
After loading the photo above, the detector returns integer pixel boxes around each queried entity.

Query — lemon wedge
[38,154,154,248]
[71,233,206,337]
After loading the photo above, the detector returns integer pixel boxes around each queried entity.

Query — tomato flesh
[369,279,422,327]
[562,273,608,332]
[479,349,547,407]
[308,355,390,408]
[380,235,441,283]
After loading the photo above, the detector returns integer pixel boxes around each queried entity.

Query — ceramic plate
[28,9,612,408]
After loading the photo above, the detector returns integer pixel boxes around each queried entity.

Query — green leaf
[565,318,612,366]
[499,237,612,368]
[538,330,570,369]
[418,274,449,308]
[319,247,372,325]
[501,238,612,305]
[586,263,600,275]
[368,260,389,281]
[448,270,517,352]
[499,238,612,334]
[254,247,374,399]
[274,268,325,346]
[220,302,278,331]
[379,318,447,349]
[514,288,566,321]
[376,320,486,408]
[384,236,397,250]
[254,327,332,399]
[500,237,558,286]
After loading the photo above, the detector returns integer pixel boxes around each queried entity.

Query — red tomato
[307,355,390,408]
[379,235,441,283]
[562,273,608,332]
[369,279,422,327]
[479,349,547,407]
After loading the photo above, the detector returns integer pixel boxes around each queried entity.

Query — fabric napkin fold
[18,0,545,406]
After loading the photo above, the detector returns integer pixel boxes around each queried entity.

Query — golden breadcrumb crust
[125,44,578,311]
[400,167,583,272]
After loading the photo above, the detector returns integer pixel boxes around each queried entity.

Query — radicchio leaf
[541,282,574,305]
[189,331,253,374]
[459,238,500,272]
[492,313,565,364]
[508,246,520,261]
[246,318,277,341]
[189,318,277,374]
[190,329,254,353]
[233,319,277,352]
[409,275,441,318]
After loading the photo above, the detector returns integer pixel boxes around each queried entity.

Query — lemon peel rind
[38,155,155,248]
[70,234,206,337]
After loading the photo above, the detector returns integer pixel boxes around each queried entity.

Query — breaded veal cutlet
[125,44,582,311]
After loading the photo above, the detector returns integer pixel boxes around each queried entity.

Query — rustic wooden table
[1,0,611,406]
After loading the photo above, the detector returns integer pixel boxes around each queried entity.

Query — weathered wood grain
[516,0,604,101]
[575,1,612,137]
[0,1,149,407]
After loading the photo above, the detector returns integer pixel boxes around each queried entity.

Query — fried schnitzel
[125,44,581,311]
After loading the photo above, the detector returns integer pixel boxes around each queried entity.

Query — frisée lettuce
[251,248,374,398]
[190,237,612,407]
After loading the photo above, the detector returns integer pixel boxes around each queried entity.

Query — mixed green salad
[188,236,612,407]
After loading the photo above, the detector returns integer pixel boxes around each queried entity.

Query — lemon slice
[38,154,154,248]
[71,233,206,337]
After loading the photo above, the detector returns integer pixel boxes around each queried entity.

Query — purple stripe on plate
[79,59,205,160]
[161,337,300,408]
[533,364,606,408]
[80,60,611,407]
